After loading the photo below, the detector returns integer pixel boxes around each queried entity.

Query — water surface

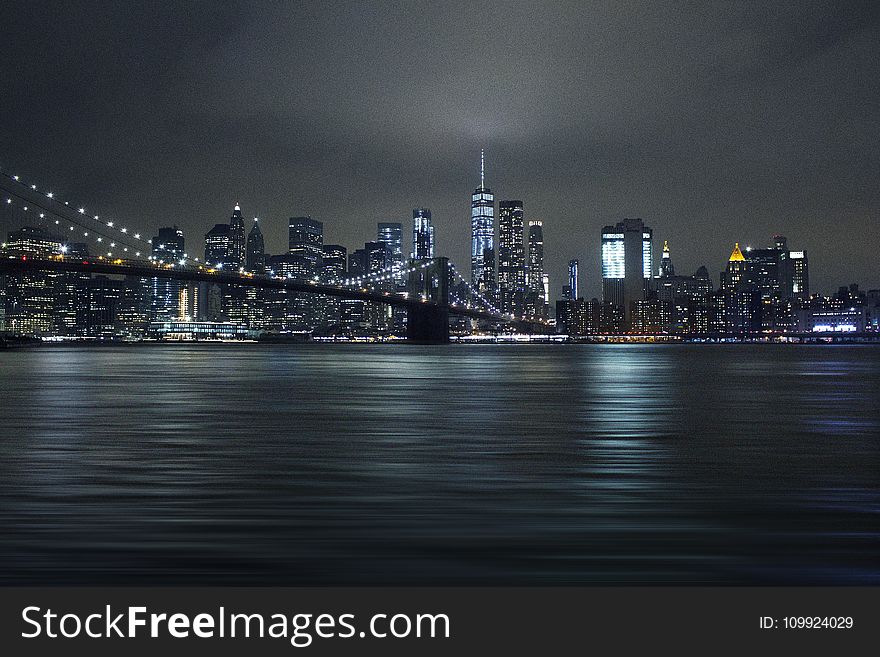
[0,344,877,584]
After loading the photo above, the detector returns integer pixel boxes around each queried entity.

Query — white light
[12,175,19,180]
[47,192,53,198]
[121,228,127,233]
[30,184,36,190]
[107,221,113,227]
[78,208,85,214]
[134,233,140,239]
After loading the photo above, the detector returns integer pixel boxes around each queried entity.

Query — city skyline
[1,2,878,298]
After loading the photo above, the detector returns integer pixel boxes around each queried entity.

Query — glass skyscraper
[471,149,495,298]
[412,208,434,260]
[601,218,653,328]
[498,200,525,316]
[226,204,246,269]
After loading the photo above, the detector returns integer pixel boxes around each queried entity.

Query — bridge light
[94,215,99,220]
[134,233,140,239]
[39,213,44,218]
[107,221,114,227]
[60,245,68,254]
[12,175,18,180]
[78,208,85,214]
[47,192,53,198]
[31,184,36,190]
[5,199,10,204]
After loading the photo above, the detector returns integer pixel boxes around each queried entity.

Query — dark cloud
[1,0,878,295]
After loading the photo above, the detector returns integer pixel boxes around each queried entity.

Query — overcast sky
[1,0,878,296]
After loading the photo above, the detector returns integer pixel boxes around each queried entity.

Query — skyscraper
[568,259,579,300]
[246,218,265,273]
[498,200,525,316]
[412,208,435,260]
[790,250,809,300]
[377,222,403,271]
[226,204,246,269]
[659,240,674,278]
[150,226,185,321]
[601,218,653,329]
[721,243,748,292]
[288,216,324,279]
[524,220,547,319]
[204,223,230,267]
[471,149,495,298]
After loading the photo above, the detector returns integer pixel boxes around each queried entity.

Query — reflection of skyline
[0,344,876,585]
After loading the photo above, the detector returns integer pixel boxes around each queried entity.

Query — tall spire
[480,148,485,188]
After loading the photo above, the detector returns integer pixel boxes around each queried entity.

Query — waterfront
[0,344,877,585]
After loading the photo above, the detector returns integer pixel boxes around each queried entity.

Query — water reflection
[0,344,877,584]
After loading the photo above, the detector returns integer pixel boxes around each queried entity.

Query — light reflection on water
[0,344,877,584]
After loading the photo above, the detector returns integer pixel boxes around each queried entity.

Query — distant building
[568,258,579,301]
[790,250,809,300]
[204,223,230,267]
[471,149,495,299]
[150,226,185,322]
[288,216,323,278]
[246,219,265,273]
[2,226,63,335]
[377,222,403,277]
[412,208,435,260]
[498,200,525,316]
[524,220,548,319]
[226,204,246,269]
[602,218,653,329]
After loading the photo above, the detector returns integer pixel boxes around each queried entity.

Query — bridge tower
[406,257,450,344]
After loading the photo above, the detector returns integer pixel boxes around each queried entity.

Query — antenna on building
[480,148,485,188]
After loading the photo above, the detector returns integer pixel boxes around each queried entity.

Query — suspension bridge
[0,168,549,343]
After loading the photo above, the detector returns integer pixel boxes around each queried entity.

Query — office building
[601,218,653,329]
[412,208,435,260]
[498,200,525,316]
[471,149,495,298]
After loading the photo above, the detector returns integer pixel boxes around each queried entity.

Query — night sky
[1,1,878,297]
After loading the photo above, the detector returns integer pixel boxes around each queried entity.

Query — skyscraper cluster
[468,150,550,321]
[2,151,879,340]
[556,224,879,337]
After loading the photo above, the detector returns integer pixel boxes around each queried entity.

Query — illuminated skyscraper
[412,208,435,259]
[288,216,324,278]
[226,204,246,269]
[525,220,548,318]
[721,242,748,292]
[790,250,809,300]
[659,240,674,278]
[377,222,403,270]
[601,218,653,328]
[204,223,229,267]
[150,226,185,321]
[568,259,579,300]
[471,149,495,298]
[498,200,525,316]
